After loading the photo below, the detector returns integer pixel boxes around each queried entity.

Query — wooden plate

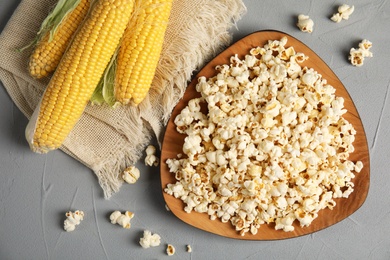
[160,30,370,240]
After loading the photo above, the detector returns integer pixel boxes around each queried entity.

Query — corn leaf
[91,50,118,107]
[18,0,82,52]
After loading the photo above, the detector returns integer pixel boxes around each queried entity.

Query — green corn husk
[91,50,119,107]
[40,0,83,42]
[19,0,83,52]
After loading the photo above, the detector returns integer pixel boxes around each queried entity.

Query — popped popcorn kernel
[355,161,364,173]
[331,4,355,22]
[164,37,362,236]
[349,48,364,67]
[145,145,159,166]
[109,210,122,224]
[64,210,84,232]
[122,166,140,184]
[139,230,161,248]
[166,244,175,256]
[349,39,373,67]
[110,210,134,229]
[187,244,192,253]
[297,14,314,33]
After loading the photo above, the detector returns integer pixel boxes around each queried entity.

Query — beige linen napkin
[0,0,246,198]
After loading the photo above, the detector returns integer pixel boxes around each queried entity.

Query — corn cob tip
[25,103,53,154]
[28,0,92,79]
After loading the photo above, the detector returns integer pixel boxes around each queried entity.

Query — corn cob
[28,0,92,79]
[25,0,134,154]
[114,0,173,105]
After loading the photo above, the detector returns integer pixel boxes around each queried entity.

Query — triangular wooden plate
[160,30,370,240]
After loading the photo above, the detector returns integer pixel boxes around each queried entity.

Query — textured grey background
[1,0,389,259]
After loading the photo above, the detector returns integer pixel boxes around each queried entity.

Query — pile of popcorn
[164,37,363,236]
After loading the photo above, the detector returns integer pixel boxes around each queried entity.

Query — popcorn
[109,210,122,224]
[109,210,134,229]
[122,165,140,184]
[359,39,373,53]
[64,210,84,232]
[349,39,373,67]
[297,14,314,33]
[275,214,295,232]
[183,134,203,155]
[139,230,161,248]
[166,244,176,256]
[145,145,159,166]
[349,48,364,67]
[187,244,192,253]
[295,209,315,227]
[331,4,355,22]
[165,37,362,235]
[355,161,364,173]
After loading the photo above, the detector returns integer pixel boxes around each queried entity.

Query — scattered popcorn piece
[330,13,342,23]
[331,4,355,22]
[166,244,176,256]
[110,211,134,229]
[117,212,133,229]
[164,37,362,236]
[64,210,84,232]
[165,204,171,211]
[109,210,122,224]
[359,39,372,50]
[122,166,140,184]
[349,39,373,67]
[339,4,355,17]
[349,48,364,67]
[139,230,161,248]
[297,14,314,33]
[359,39,373,57]
[355,161,364,173]
[187,244,192,253]
[145,145,159,166]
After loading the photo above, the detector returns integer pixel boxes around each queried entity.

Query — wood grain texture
[160,31,370,240]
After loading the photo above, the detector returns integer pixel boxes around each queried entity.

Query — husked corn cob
[25,0,134,153]
[115,0,172,105]
[29,0,91,79]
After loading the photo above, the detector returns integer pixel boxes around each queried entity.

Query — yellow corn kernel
[25,0,135,154]
[114,0,173,105]
[29,0,91,79]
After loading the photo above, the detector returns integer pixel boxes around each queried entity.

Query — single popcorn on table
[331,4,355,22]
[164,36,363,236]
[145,145,159,166]
[349,39,373,67]
[122,165,140,184]
[109,210,134,229]
[64,210,84,232]
[166,244,176,256]
[187,244,192,253]
[358,39,373,57]
[297,14,314,33]
[139,230,161,248]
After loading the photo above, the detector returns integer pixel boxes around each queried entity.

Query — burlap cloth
[0,0,246,198]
